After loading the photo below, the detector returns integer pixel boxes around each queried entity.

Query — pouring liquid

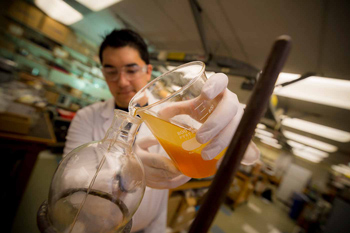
[135,110,226,178]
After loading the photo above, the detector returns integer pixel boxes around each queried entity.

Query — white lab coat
[63,98,168,233]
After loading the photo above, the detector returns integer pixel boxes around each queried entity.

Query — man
[64,29,259,232]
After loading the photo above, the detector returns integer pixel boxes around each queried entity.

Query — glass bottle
[46,110,145,233]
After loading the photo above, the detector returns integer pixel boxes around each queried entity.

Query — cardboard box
[44,90,60,105]
[171,205,196,232]
[167,195,183,226]
[0,112,31,135]
[69,88,83,98]
[169,196,196,232]
[8,1,44,30]
[227,177,244,200]
[65,31,78,49]
[40,16,70,44]
[174,206,196,225]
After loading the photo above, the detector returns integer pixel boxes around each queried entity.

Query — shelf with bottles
[0,34,110,102]
[4,2,99,66]
[2,26,105,80]
[3,15,105,79]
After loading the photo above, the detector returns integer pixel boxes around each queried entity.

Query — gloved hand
[158,73,260,165]
[134,136,191,189]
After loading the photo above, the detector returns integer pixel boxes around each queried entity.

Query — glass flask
[46,110,145,233]
[129,61,226,178]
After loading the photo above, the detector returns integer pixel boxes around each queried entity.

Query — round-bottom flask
[44,110,145,233]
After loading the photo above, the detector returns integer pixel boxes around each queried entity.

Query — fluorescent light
[35,0,83,25]
[287,140,329,158]
[332,164,350,176]
[282,118,350,143]
[288,140,328,158]
[255,134,278,144]
[287,140,305,149]
[284,131,338,152]
[260,140,282,149]
[303,147,329,158]
[257,123,266,129]
[274,75,350,110]
[77,0,122,11]
[255,128,274,137]
[275,72,300,86]
[293,149,322,163]
[339,164,350,171]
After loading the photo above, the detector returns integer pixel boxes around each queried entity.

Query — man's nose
[117,72,130,86]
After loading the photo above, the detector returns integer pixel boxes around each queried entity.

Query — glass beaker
[129,61,226,178]
[45,110,145,233]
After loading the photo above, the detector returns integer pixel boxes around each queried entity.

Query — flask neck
[103,110,142,150]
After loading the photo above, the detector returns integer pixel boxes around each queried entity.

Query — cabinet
[40,17,70,45]
[8,1,44,30]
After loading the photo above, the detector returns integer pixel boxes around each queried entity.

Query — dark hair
[99,29,149,64]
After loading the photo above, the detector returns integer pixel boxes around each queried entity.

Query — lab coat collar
[101,98,115,133]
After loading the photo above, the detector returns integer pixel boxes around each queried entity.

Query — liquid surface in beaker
[136,110,226,178]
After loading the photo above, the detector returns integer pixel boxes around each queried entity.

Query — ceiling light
[331,164,350,176]
[286,140,304,149]
[275,72,300,86]
[287,140,329,158]
[287,140,328,157]
[255,128,274,137]
[293,149,322,163]
[282,118,350,143]
[302,147,329,158]
[260,140,282,149]
[35,0,83,25]
[255,134,278,144]
[339,164,350,171]
[284,131,338,152]
[77,0,123,11]
[274,75,350,110]
[257,123,266,129]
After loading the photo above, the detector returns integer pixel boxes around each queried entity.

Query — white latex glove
[158,73,260,165]
[134,136,191,189]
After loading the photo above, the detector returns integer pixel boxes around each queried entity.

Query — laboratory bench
[167,167,260,232]
[0,110,56,232]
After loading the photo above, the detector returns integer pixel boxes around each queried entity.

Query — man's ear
[146,64,153,81]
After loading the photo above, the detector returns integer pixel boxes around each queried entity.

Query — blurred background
[0,0,349,233]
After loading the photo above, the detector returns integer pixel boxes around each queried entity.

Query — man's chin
[115,92,135,108]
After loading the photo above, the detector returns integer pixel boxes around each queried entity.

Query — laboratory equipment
[37,110,145,233]
[129,61,226,178]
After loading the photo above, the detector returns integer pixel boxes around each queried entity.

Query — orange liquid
[136,111,226,178]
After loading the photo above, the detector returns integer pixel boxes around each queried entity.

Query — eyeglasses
[101,65,148,82]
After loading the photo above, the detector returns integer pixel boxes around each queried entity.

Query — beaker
[39,110,145,233]
[129,61,226,178]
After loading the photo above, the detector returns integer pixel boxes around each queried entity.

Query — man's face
[101,46,152,108]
